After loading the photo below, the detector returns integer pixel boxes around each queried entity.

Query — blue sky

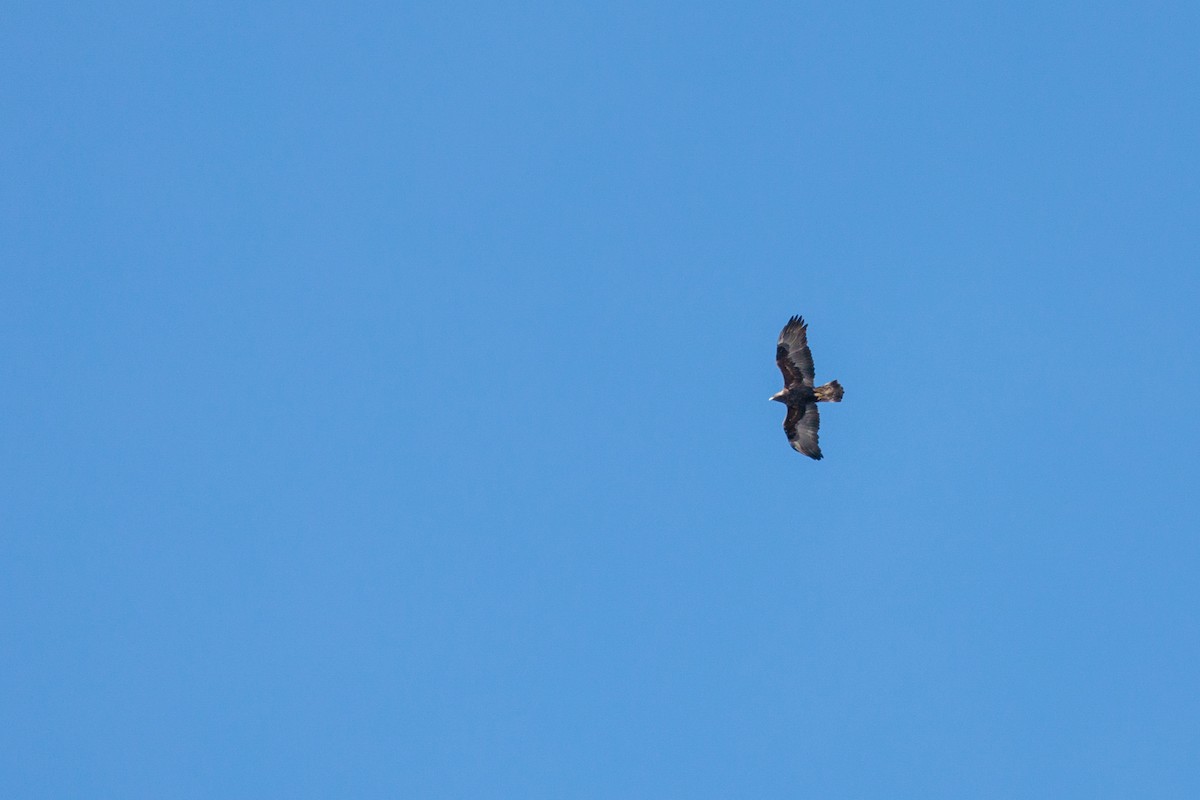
[4,2,1199,797]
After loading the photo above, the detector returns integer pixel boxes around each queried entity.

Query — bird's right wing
[784,402,822,460]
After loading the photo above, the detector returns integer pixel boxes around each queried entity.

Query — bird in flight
[770,315,844,459]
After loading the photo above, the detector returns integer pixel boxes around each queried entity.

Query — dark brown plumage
[771,315,844,459]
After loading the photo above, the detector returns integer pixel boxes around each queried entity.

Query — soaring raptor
[771,315,844,459]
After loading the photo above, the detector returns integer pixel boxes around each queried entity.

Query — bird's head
[769,390,787,403]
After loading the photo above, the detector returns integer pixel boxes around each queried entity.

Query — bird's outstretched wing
[784,402,822,460]
[776,315,815,389]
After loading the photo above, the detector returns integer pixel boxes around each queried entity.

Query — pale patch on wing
[785,402,822,460]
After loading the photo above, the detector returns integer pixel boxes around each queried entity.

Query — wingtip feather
[780,314,807,338]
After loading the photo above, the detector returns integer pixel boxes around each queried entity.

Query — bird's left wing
[777,315,816,388]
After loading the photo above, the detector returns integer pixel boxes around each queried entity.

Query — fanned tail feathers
[814,380,844,402]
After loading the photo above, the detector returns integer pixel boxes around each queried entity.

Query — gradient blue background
[4,2,1198,797]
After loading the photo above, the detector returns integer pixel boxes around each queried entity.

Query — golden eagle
[771,315,844,459]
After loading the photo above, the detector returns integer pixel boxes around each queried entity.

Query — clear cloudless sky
[3,2,1199,797]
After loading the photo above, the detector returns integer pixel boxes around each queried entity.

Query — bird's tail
[815,380,844,402]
